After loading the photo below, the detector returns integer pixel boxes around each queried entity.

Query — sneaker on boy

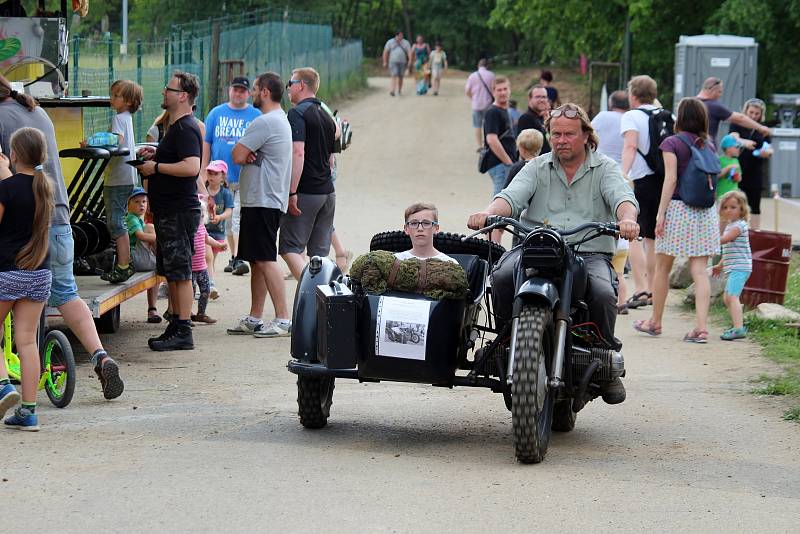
[0,383,21,419]
[92,353,125,400]
[4,406,39,431]
[224,258,235,273]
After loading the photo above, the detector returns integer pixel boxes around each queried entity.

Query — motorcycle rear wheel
[511,304,555,463]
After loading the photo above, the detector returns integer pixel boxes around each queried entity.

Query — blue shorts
[104,184,134,239]
[472,109,487,129]
[487,163,511,197]
[725,270,751,297]
[48,224,81,307]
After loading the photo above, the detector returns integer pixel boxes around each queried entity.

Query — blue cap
[720,134,741,150]
[128,186,147,201]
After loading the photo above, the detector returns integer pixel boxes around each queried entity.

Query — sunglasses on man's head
[550,108,580,119]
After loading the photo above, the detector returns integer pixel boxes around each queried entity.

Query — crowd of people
[0,41,775,428]
[471,68,768,347]
[0,65,342,429]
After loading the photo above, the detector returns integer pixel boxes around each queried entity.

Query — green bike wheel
[42,330,76,408]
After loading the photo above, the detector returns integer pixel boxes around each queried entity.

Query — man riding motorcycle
[468,103,640,405]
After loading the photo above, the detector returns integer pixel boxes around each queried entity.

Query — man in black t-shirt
[139,72,202,351]
[279,67,339,280]
[696,77,770,141]
[517,85,551,155]
[482,75,517,197]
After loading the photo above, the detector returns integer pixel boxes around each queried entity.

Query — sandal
[633,319,661,336]
[617,303,629,315]
[147,307,162,324]
[626,291,651,309]
[683,329,708,344]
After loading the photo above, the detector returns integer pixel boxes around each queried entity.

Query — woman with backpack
[634,97,721,343]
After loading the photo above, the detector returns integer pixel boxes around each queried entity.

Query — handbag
[478,125,511,174]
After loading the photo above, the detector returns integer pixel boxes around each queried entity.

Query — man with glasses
[138,72,203,351]
[227,72,293,337]
[280,67,339,283]
[468,103,639,405]
[697,77,771,140]
[517,85,552,155]
[202,76,261,276]
[395,202,457,264]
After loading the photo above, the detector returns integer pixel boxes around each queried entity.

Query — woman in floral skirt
[634,98,719,343]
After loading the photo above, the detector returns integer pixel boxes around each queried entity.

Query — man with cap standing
[202,76,262,276]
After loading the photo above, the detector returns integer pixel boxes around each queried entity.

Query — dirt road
[5,76,799,532]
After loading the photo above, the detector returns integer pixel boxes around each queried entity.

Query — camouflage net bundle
[350,250,469,299]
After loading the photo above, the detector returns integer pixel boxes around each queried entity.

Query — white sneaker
[253,319,291,338]
[209,286,219,300]
[227,317,263,335]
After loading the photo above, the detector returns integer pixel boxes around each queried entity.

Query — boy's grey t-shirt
[237,108,292,212]
[107,110,136,186]
[0,100,70,226]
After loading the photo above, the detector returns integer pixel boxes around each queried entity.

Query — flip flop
[626,291,651,309]
[633,319,661,336]
[683,329,708,344]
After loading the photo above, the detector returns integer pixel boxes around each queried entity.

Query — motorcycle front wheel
[511,304,555,463]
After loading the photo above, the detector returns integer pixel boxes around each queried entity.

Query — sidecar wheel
[511,304,555,463]
[551,399,577,432]
[297,375,335,429]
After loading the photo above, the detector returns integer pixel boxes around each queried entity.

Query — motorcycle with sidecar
[287,220,626,463]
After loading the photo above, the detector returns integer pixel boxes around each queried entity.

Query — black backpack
[636,108,674,179]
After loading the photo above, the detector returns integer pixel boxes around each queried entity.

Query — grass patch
[703,253,800,420]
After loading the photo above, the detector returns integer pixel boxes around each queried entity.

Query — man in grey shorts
[382,30,412,97]
[281,67,339,280]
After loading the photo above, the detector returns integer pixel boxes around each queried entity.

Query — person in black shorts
[228,72,293,338]
[138,72,202,351]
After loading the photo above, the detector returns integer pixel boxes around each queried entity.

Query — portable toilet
[673,35,758,140]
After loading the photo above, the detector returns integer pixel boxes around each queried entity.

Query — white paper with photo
[376,296,430,360]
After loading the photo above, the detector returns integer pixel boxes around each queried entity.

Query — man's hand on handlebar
[467,211,493,231]
[617,218,640,241]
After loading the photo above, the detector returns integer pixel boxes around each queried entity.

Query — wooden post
[209,22,221,109]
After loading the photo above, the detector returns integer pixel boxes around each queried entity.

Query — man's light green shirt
[495,148,638,254]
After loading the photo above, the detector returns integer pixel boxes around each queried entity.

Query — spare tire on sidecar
[287,231,502,430]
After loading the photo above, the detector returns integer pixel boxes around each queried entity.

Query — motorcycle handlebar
[483,216,619,238]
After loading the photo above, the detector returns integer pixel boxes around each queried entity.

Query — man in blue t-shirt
[202,77,262,276]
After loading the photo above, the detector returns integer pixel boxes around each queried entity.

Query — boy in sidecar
[396,202,458,264]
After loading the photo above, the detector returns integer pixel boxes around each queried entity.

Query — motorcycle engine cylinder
[571,347,625,382]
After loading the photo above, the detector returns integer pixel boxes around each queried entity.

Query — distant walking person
[429,42,448,96]
[382,30,412,97]
[411,35,431,73]
[465,59,495,151]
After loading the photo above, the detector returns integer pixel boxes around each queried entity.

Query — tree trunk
[400,0,412,39]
